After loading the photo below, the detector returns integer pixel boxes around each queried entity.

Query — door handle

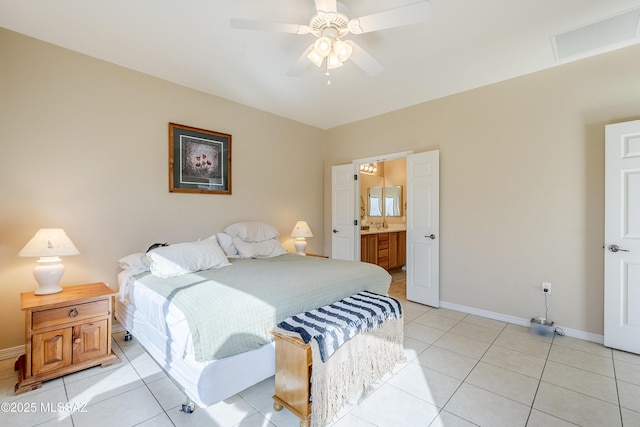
[332,229,339,233]
[608,244,629,253]
[425,234,436,240]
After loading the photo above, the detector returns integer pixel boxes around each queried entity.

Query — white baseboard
[439,300,604,345]
[0,345,25,361]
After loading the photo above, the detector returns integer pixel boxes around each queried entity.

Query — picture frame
[169,123,232,195]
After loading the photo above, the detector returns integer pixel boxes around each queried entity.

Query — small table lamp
[18,228,80,295]
[291,220,313,256]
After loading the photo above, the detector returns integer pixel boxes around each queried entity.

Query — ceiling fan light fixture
[307,48,325,67]
[314,36,332,57]
[333,39,352,62]
[233,0,434,78]
[327,52,343,70]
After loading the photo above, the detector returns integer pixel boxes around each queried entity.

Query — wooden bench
[272,331,311,427]
[271,291,404,426]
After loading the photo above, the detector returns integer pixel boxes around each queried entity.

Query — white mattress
[115,280,275,407]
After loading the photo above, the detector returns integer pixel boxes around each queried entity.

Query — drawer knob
[69,308,78,318]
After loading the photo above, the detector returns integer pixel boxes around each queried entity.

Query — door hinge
[354,219,358,226]
[354,174,358,181]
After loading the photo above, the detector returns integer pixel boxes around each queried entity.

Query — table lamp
[18,228,79,295]
[291,221,313,256]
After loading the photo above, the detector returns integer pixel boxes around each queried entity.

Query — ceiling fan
[230,0,432,77]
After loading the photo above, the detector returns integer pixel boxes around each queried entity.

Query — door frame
[352,151,413,258]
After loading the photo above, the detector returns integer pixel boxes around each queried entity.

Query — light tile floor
[1,270,639,426]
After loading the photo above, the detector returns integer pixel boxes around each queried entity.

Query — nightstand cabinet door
[32,328,72,375]
[73,320,108,363]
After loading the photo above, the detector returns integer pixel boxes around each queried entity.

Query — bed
[114,224,391,408]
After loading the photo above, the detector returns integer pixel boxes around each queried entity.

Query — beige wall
[0,29,325,350]
[324,44,640,337]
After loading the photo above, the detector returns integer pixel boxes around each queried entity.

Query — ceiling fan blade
[348,1,432,34]
[230,18,310,34]
[314,0,337,14]
[347,41,384,76]
[287,46,314,76]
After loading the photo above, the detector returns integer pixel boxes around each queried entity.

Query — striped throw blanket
[276,291,402,362]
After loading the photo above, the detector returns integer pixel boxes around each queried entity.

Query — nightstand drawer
[32,300,109,330]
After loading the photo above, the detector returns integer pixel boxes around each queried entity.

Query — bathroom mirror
[368,186,403,217]
[368,187,383,217]
[385,186,403,217]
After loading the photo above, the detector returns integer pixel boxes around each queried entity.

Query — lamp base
[294,239,307,256]
[33,257,64,295]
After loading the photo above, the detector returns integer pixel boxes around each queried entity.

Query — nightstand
[305,253,328,258]
[15,282,120,394]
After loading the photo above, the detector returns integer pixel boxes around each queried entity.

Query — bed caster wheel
[273,401,283,411]
[180,402,195,414]
[124,332,132,342]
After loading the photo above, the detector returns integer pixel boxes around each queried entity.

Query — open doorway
[358,158,407,278]
[332,150,439,307]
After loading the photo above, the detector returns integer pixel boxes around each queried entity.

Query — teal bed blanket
[135,254,391,361]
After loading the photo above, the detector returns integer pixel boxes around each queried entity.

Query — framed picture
[169,123,232,195]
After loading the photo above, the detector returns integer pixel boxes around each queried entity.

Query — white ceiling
[1,0,640,129]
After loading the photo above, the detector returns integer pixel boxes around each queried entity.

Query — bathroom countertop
[360,226,406,235]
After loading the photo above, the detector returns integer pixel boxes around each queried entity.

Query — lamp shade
[18,229,79,295]
[18,229,80,258]
[313,37,332,57]
[291,221,313,238]
[307,47,325,67]
[327,52,343,70]
[333,39,353,62]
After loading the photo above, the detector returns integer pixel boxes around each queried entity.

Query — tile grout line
[611,356,625,427]
[113,334,177,427]
[427,314,508,426]
[525,331,556,427]
[530,333,627,426]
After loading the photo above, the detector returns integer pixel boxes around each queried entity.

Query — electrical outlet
[542,282,551,294]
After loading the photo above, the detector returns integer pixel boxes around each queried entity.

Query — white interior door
[332,164,356,260]
[604,120,640,354]
[406,150,440,307]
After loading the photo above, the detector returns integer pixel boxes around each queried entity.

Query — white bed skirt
[115,297,275,408]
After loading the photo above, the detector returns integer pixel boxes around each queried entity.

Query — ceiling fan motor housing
[310,12,350,37]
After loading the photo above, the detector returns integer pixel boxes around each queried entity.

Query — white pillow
[225,221,279,242]
[215,232,239,258]
[147,237,230,278]
[118,252,150,270]
[233,237,287,258]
